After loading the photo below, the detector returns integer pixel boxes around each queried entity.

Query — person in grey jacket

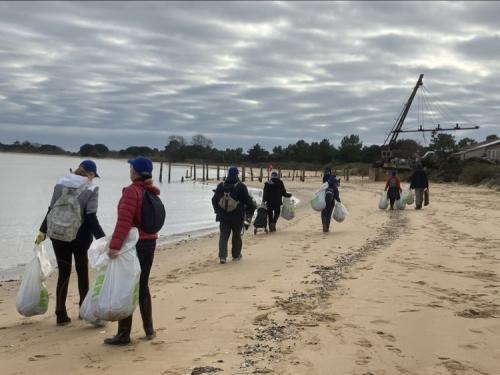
[36,160,105,326]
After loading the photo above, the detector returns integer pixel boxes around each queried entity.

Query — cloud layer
[1,1,499,151]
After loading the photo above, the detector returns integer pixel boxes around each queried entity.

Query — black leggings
[118,239,156,335]
[51,237,92,315]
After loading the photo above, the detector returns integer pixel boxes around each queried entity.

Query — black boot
[104,330,131,346]
[104,318,131,346]
[322,224,329,233]
[56,311,71,326]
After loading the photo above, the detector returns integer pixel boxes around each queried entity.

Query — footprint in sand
[28,353,60,361]
[375,330,396,342]
[386,344,404,357]
[370,319,390,325]
[355,338,372,348]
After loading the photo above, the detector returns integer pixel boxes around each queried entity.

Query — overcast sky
[1,1,499,151]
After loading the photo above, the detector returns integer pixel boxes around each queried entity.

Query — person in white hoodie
[35,160,105,326]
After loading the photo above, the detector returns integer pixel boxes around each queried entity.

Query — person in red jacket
[104,156,160,345]
[384,170,402,210]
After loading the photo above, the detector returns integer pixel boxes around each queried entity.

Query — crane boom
[384,74,423,147]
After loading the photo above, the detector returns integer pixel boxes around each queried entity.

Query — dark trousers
[118,239,156,336]
[387,187,400,210]
[321,203,334,229]
[52,237,92,316]
[267,205,281,225]
[219,221,243,259]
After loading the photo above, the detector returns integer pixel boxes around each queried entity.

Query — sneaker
[233,254,242,261]
[219,258,226,264]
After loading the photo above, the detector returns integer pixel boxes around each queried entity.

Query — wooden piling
[217,165,220,181]
[202,164,206,182]
[206,164,209,181]
[292,170,295,181]
[250,167,254,181]
[242,166,246,182]
[159,161,163,183]
[193,163,197,181]
[259,167,263,182]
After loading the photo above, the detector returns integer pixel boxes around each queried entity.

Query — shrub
[459,163,500,185]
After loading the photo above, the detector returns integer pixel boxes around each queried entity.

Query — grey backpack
[218,182,240,212]
[47,184,88,242]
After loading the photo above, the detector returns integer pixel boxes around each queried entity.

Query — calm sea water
[0,153,263,280]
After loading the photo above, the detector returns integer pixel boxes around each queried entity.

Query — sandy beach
[0,178,499,375]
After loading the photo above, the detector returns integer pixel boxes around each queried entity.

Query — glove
[35,231,46,245]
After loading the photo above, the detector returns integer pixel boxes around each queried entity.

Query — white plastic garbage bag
[16,245,53,317]
[405,189,414,205]
[80,228,141,322]
[396,197,407,210]
[332,202,348,223]
[378,192,389,210]
[281,197,295,220]
[310,183,328,211]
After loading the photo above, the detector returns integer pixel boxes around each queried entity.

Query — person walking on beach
[263,170,292,232]
[384,170,402,210]
[35,160,105,326]
[409,164,429,209]
[323,166,340,186]
[322,166,332,183]
[212,167,254,264]
[321,175,341,233]
[105,157,163,345]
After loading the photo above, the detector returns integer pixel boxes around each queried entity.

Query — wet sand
[0,178,499,374]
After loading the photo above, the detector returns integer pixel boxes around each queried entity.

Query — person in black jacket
[212,167,255,264]
[409,164,429,209]
[263,170,292,232]
[35,160,105,326]
[322,175,341,233]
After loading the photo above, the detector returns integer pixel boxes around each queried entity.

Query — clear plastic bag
[310,183,328,211]
[378,193,389,210]
[405,189,414,205]
[81,228,141,322]
[396,197,407,210]
[333,202,348,223]
[16,245,53,317]
[281,197,295,220]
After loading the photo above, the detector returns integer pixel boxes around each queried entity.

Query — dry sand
[0,178,499,375]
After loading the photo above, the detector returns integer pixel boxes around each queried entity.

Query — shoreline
[1,178,499,374]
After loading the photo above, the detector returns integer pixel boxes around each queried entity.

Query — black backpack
[142,191,166,234]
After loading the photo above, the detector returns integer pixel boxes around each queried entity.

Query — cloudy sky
[1,1,499,151]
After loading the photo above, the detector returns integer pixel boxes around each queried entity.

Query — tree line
[1,133,496,167]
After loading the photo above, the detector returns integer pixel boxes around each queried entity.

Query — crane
[380,74,479,168]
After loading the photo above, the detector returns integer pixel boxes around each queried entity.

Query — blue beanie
[228,166,239,177]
